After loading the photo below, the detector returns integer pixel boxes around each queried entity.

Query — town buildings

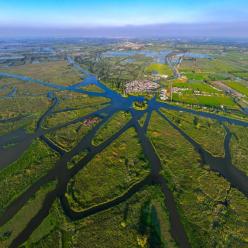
[124,80,160,94]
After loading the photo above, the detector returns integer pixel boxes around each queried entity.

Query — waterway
[0,57,247,248]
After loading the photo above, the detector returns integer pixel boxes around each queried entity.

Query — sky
[0,0,247,37]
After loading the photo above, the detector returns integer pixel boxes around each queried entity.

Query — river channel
[0,58,247,248]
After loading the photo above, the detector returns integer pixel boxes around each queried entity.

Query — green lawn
[145,63,173,76]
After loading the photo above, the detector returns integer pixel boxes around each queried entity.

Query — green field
[172,93,237,108]
[145,63,173,77]
[224,81,248,97]
[172,80,219,93]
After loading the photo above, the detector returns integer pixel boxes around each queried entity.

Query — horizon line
[0,22,247,39]
[1,21,248,29]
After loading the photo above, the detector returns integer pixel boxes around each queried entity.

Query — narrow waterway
[0,57,247,248]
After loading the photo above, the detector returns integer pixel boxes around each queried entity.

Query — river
[0,57,247,248]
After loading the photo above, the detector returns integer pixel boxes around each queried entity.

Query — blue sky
[0,0,247,27]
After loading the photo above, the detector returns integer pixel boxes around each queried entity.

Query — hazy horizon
[0,0,247,38]
[0,22,248,39]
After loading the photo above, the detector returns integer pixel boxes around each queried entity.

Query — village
[116,41,145,51]
[124,79,160,94]
[124,78,224,103]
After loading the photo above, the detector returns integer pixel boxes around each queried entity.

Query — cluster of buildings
[160,88,169,101]
[82,117,99,127]
[117,42,144,51]
[124,80,160,94]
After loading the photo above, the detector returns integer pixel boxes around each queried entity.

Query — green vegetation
[0,61,83,86]
[88,55,152,92]
[27,186,176,248]
[183,72,208,81]
[55,91,109,110]
[1,41,248,248]
[0,95,50,118]
[133,100,148,110]
[165,54,247,112]
[232,72,248,80]
[93,111,131,146]
[138,113,147,127]
[43,107,101,129]
[81,84,104,93]
[46,120,98,151]
[0,78,55,96]
[0,181,56,247]
[66,150,88,169]
[224,81,248,97]
[172,93,237,108]
[180,58,236,76]
[172,80,219,94]
[0,140,58,215]
[229,125,248,175]
[145,63,173,77]
[161,108,226,156]
[148,112,248,247]
[67,128,150,210]
[0,95,51,135]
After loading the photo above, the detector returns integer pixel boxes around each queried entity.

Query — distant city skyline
[0,0,247,38]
